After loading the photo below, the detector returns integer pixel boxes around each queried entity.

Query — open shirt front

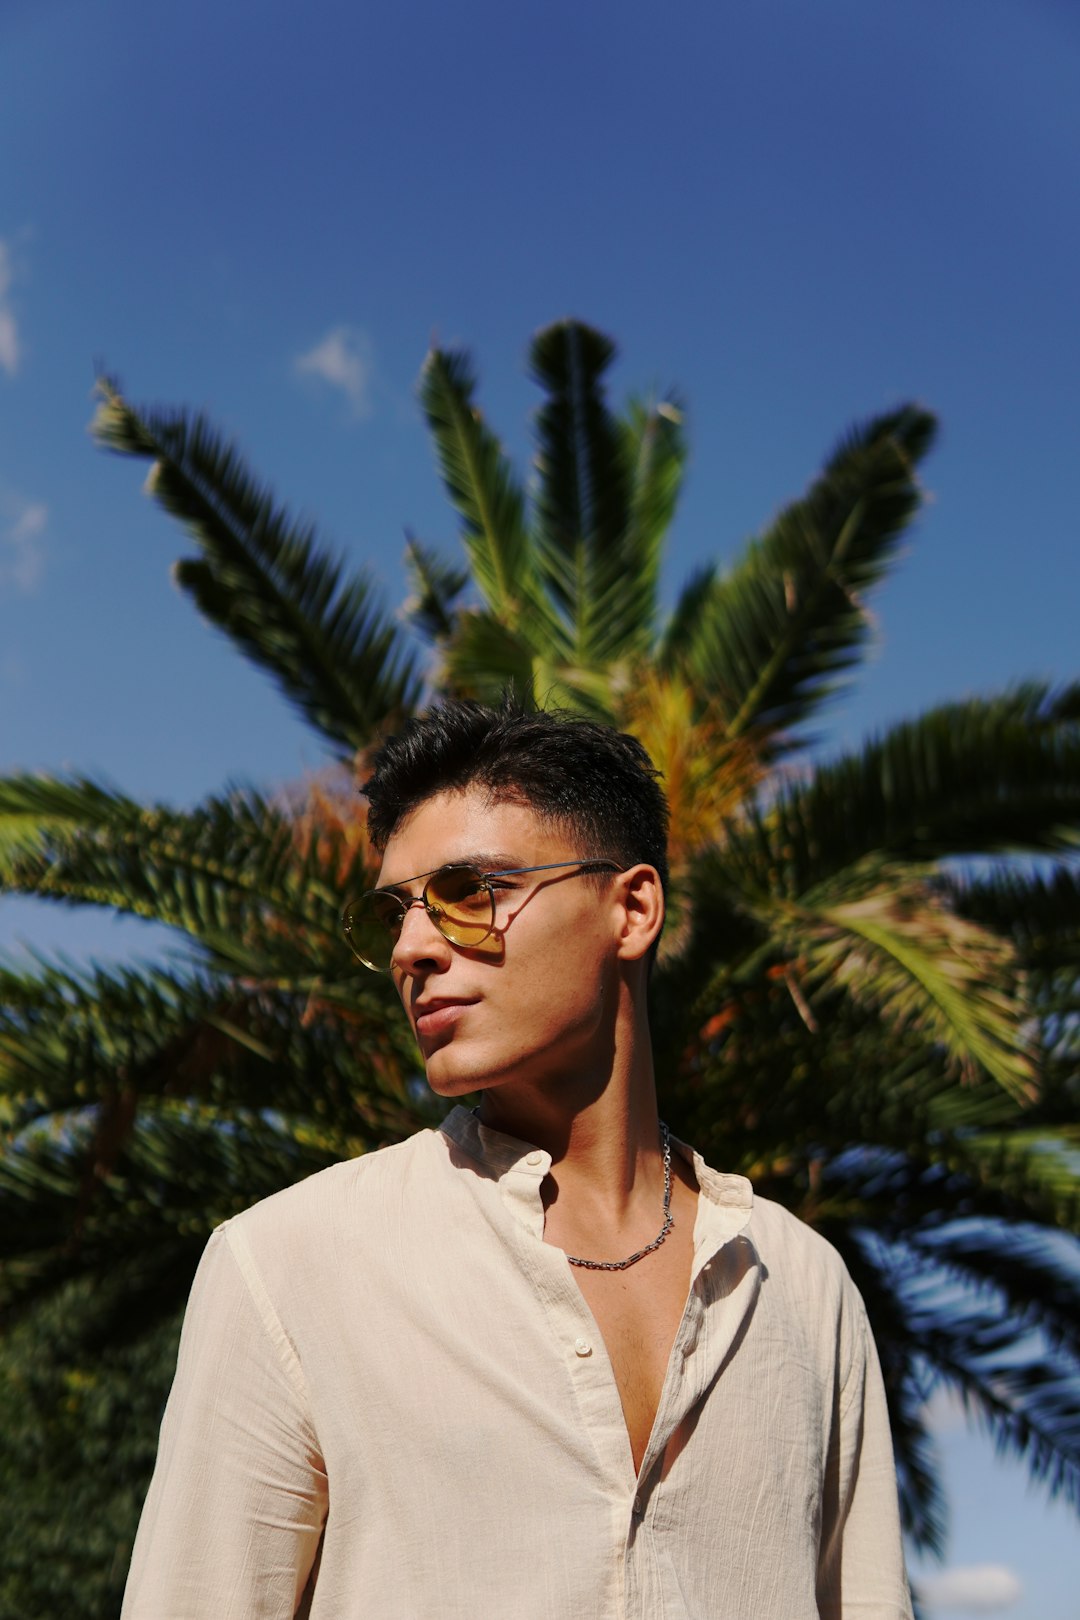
[123,1108,912,1619]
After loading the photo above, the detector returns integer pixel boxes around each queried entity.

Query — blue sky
[1,0,1078,1609]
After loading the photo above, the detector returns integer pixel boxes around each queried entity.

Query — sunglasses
[342,859,621,973]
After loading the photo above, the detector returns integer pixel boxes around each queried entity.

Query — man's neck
[474,1008,663,1218]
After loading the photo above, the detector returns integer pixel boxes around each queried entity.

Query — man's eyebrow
[376,851,524,891]
[466,850,524,872]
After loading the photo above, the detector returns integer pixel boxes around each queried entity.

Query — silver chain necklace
[565,1122,674,1271]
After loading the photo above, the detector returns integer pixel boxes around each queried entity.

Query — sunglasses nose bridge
[390,888,454,964]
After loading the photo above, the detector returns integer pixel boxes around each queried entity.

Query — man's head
[363,699,669,894]
[359,701,669,1101]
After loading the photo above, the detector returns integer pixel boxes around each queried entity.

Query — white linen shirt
[122,1107,913,1619]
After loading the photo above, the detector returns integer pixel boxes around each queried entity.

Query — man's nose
[391,898,451,973]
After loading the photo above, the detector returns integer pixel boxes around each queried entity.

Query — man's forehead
[374,790,563,886]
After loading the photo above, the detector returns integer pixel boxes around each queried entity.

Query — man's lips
[412,998,478,1037]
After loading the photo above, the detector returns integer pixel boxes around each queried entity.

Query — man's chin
[421,1061,484,1100]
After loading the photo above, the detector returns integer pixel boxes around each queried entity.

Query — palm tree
[1,321,1077,1585]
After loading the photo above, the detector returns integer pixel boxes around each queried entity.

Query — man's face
[374,787,625,1100]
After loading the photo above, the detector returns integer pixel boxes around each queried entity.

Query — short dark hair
[363,699,669,896]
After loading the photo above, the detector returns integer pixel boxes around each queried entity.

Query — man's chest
[303,1207,827,1491]
[296,1228,834,1615]
[570,1224,698,1473]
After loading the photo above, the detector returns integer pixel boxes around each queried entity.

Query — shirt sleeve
[817,1295,915,1620]
[122,1223,328,1619]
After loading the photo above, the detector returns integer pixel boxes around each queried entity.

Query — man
[123,700,913,1618]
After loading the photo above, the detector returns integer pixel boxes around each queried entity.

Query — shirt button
[632,1494,643,1516]
[526,1151,543,1166]
[574,1337,592,1357]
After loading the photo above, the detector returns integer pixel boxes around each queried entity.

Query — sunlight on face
[377,789,625,1101]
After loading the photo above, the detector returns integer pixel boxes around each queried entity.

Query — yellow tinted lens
[342,892,401,971]
[426,866,494,947]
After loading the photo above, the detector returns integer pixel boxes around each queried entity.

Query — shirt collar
[439,1105,755,1266]
[441,1104,551,1177]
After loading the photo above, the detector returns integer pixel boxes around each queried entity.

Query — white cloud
[916,1564,1023,1612]
[1,493,47,593]
[0,237,25,377]
[295,325,374,417]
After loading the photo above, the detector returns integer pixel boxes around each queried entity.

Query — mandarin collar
[438,1104,755,1265]
[440,1104,552,1179]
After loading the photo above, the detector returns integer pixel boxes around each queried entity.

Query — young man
[123,701,914,1618]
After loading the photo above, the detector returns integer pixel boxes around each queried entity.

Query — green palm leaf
[418,348,551,638]
[0,955,424,1316]
[91,380,420,753]
[614,395,686,657]
[800,875,1035,1100]
[0,773,349,966]
[945,864,1080,974]
[433,609,540,706]
[937,1130,1080,1230]
[0,1103,346,1309]
[530,321,627,664]
[908,1274,1080,1505]
[529,323,686,667]
[666,406,937,747]
[908,1221,1080,1344]
[401,535,470,643]
[0,954,407,1125]
[530,322,627,565]
[758,687,1080,891]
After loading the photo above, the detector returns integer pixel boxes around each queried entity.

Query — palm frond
[0,949,421,1303]
[907,1221,1080,1346]
[618,669,764,868]
[826,1226,950,1554]
[0,774,133,868]
[530,321,627,568]
[419,348,550,637]
[0,953,411,1124]
[658,562,718,672]
[91,379,420,753]
[800,875,1036,1101]
[759,686,1080,888]
[401,535,470,643]
[944,864,1080,974]
[529,323,684,667]
[0,1102,348,1310]
[813,1141,1075,1244]
[672,406,937,750]
[530,321,628,663]
[821,1204,1080,1552]
[612,395,686,657]
[0,773,352,969]
[700,775,1043,1100]
[935,1130,1080,1232]
[526,660,625,723]
[902,1258,1080,1513]
[0,958,225,1116]
[0,1057,425,1319]
[433,610,541,706]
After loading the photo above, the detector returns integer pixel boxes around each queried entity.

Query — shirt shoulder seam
[217,1219,313,1413]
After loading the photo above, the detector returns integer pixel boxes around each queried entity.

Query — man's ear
[614,865,665,963]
